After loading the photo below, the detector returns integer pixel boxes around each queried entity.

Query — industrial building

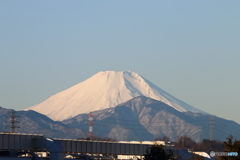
[0,133,211,160]
[0,133,172,160]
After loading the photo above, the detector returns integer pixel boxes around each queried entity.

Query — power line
[71,113,240,141]
[74,117,238,134]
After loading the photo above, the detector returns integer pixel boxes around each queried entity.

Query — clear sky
[1,1,240,123]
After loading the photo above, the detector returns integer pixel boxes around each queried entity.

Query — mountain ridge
[24,71,207,121]
[62,96,240,142]
[2,96,240,142]
[0,107,86,138]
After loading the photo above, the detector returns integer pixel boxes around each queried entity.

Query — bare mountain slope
[0,107,86,139]
[25,71,207,121]
[62,96,240,142]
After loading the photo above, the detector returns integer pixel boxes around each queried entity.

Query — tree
[196,139,224,153]
[144,143,173,160]
[174,136,196,150]
[77,136,116,141]
[154,136,170,142]
[219,135,240,160]
[223,135,239,152]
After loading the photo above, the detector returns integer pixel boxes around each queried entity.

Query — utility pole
[5,111,20,133]
[209,115,215,141]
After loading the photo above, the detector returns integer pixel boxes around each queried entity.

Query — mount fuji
[25,71,207,121]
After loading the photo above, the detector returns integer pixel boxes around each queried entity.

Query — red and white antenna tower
[88,112,94,140]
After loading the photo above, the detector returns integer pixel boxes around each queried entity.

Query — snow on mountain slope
[24,71,207,121]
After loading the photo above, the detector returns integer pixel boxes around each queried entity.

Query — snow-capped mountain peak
[24,71,207,121]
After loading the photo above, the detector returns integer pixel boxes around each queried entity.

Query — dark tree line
[155,136,224,152]
[77,136,116,141]
[144,143,174,160]
[218,135,240,160]
[152,135,240,160]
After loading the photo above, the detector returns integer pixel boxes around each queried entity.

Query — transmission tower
[88,112,94,140]
[5,111,20,133]
[209,115,215,141]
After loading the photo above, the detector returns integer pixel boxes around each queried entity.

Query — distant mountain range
[1,71,239,142]
[1,96,240,142]
[61,96,240,142]
[0,106,86,139]
[24,71,207,121]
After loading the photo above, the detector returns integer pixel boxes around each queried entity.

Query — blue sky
[1,1,240,124]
